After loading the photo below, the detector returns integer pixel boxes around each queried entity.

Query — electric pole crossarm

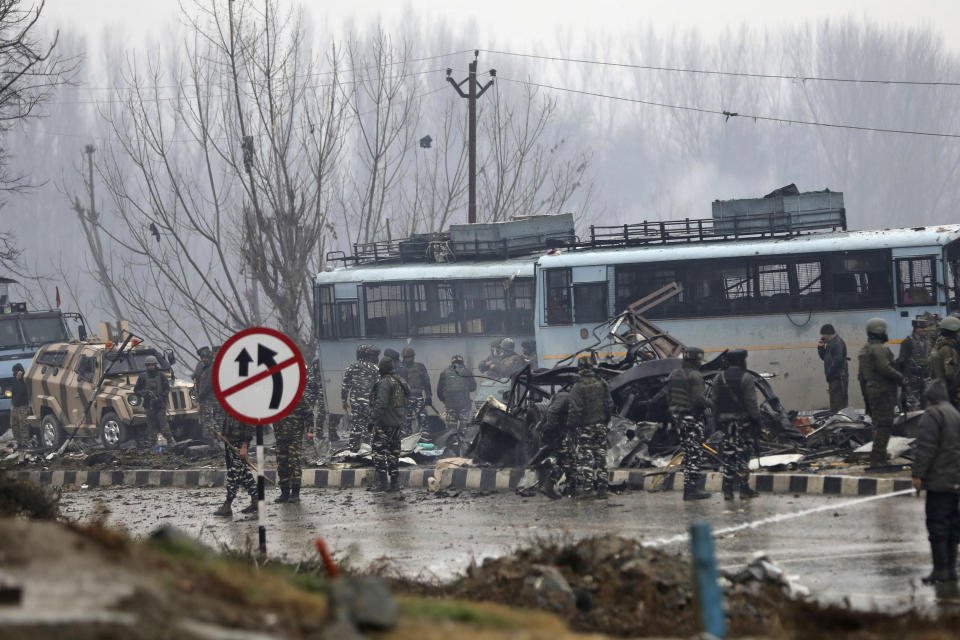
[446,76,468,98]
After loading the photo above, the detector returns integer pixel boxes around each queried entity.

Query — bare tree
[92,0,348,356]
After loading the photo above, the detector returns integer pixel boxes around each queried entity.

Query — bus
[535,223,960,409]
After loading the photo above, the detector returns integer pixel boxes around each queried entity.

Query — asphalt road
[58,486,955,613]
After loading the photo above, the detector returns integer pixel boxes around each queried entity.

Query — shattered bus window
[895,256,936,306]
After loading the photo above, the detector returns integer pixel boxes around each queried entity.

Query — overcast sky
[44,0,960,53]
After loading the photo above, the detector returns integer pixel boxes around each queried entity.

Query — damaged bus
[314,215,576,416]
[535,216,960,410]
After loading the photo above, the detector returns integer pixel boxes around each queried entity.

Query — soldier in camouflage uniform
[929,316,960,407]
[493,338,527,378]
[898,317,931,411]
[437,355,476,438]
[400,347,432,435]
[710,349,761,500]
[538,389,577,498]
[342,344,380,450]
[302,358,326,454]
[274,366,316,503]
[9,363,29,448]
[370,356,409,492]
[666,346,711,501]
[214,415,258,516]
[478,339,502,374]
[193,346,221,445]
[859,318,905,468]
[133,355,176,448]
[568,356,614,498]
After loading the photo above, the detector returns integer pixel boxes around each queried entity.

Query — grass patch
[399,597,519,629]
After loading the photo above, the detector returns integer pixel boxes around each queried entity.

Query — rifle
[209,426,276,485]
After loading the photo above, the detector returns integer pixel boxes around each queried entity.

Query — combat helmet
[726,348,748,366]
[866,317,888,337]
[682,346,704,362]
[940,316,960,334]
[144,355,159,366]
[401,346,415,358]
[500,338,516,353]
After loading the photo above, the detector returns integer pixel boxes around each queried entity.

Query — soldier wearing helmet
[399,346,432,435]
[341,344,380,450]
[478,339,502,374]
[437,355,477,446]
[133,353,176,449]
[666,346,710,501]
[709,349,761,500]
[568,354,614,498]
[858,318,904,467]
[897,317,932,411]
[929,315,960,406]
[493,338,527,378]
[192,346,220,445]
[369,356,410,492]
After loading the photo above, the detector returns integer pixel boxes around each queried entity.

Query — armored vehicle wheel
[99,411,127,449]
[40,413,65,451]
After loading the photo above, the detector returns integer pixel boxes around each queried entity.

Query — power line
[497,76,960,139]
[483,48,960,87]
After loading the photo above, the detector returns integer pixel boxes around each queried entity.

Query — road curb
[4,468,914,496]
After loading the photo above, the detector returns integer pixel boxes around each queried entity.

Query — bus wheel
[40,414,65,451]
[99,411,127,449]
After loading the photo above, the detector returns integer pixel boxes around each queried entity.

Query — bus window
[573,282,608,323]
[509,278,535,333]
[317,285,336,339]
[544,268,572,325]
[895,257,936,306]
[755,262,791,311]
[948,256,960,313]
[410,282,458,336]
[461,280,507,334]
[363,283,409,337]
[794,260,824,309]
[0,317,21,348]
[336,301,360,337]
[828,250,892,308]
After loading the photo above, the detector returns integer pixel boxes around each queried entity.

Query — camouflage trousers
[372,424,401,481]
[679,415,704,491]
[867,391,897,464]
[224,438,257,503]
[405,395,428,434]
[200,401,224,444]
[10,405,29,447]
[347,401,373,450]
[274,419,305,491]
[135,410,174,449]
[719,421,751,490]
[544,428,577,490]
[444,406,472,432]
[576,422,608,494]
[902,375,928,412]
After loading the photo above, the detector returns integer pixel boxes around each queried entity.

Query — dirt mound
[400,534,960,639]
[0,473,59,518]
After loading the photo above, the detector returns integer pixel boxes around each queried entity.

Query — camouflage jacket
[710,366,761,422]
[568,371,614,427]
[667,363,707,417]
[134,371,170,411]
[221,415,253,444]
[897,332,930,378]
[303,362,326,418]
[437,365,477,410]
[494,353,527,378]
[372,373,410,427]
[542,390,572,437]
[858,339,903,397]
[929,336,960,394]
[193,361,215,402]
[342,359,379,407]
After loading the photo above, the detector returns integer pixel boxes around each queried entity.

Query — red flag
[55,286,61,308]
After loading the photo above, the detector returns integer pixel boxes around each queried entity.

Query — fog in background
[3,1,960,358]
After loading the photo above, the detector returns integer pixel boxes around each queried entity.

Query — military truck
[23,338,201,449]
[0,277,85,433]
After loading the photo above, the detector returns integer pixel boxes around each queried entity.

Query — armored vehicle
[24,338,200,449]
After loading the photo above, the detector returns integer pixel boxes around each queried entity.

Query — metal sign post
[213,327,306,557]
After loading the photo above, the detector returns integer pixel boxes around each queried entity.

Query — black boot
[923,539,953,584]
[214,499,233,516]
[289,484,300,504]
[869,429,891,468]
[740,476,759,499]
[947,537,959,582]
[274,483,290,504]
[240,498,258,514]
[722,477,735,501]
[387,475,401,493]
[684,473,711,501]
[367,471,388,492]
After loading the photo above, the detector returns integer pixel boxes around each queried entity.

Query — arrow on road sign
[235,348,253,377]
[257,344,283,409]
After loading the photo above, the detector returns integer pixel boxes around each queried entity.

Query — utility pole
[446,50,495,224]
